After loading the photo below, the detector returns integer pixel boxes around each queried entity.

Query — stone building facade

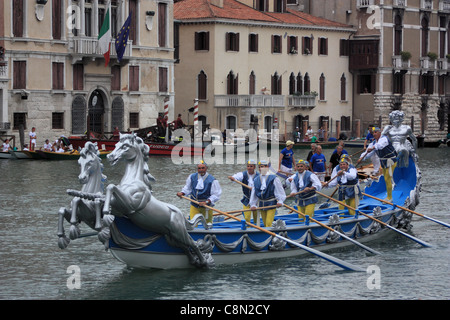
[301,0,450,142]
[0,0,175,148]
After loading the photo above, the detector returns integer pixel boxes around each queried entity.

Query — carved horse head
[78,141,106,192]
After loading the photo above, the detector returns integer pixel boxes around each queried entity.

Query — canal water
[0,145,449,301]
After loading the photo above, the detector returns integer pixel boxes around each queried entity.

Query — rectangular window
[129,66,139,91]
[272,35,282,54]
[52,112,64,129]
[159,67,168,93]
[111,65,121,91]
[419,73,434,95]
[13,112,27,130]
[52,62,64,90]
[302,36,313,55]
[73,64,84,91]
[249,34,258,53]
[393,72,404,94]
[288,36,298,54]
[195,31,210,51]
[13,0,24,37]
[158,3,167,47]
[318,37,328,55]
[129,112,139,128]
[340,39,350,56]
[13,61,26,89]
[225,32,240,52]
[85,7,92,37]
[129,0,137,44]
[341,116,351,131]
[357,74,375,94]
[52,0,62,40]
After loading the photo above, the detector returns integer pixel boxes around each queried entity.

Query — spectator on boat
[2,139,11,152]
[289,159,322,219]
[332,140,348,155]
[293,127,301,143]
[22,144,29,151]
[112,127,120,141]
[360,127,398,201]
[306,143,316,162]
[29,127,37,151]
[329,145,345,172]
[228,159,260,223]
[318,126,325,142]
[278,140,295,175]
[305,126,313,141]
[43,139,53,151]
[324,155,361,215]
[173,114,185,129]
[249,160,286,227]
[309,145,327,181]
[157,113,167,139]
[364,126,375,149]
[177,160,222,225]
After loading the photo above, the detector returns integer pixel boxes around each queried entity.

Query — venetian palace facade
[302,0,450,142]
[0,0,175,147]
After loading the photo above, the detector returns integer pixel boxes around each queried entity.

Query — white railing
[420,57,437,69]
[393,0,407,7]
[438,58,448,70]
[287,95,317,108]
[439,0,450,11]
[392,56,410,69]
[357,0,374,8]
[421,0,433,10]
[215,95,285,108]
[0,62,7,79]
[69,37,133,58]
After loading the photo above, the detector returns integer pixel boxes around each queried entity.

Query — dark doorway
[88,90,105,135]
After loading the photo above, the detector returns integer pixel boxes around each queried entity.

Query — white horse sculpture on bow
[102,133,212,268]
[57,142,106,249]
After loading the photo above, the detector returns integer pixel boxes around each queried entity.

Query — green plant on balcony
[427,52,438,61]
[304,91,318,97]
[400,51,411,61]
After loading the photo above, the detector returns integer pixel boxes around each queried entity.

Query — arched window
[319,73,325,101]
[227,71,238,94]
[198,70,207,100]
[111,96,124,131]
[296,72,303,94]
[304,73,310,93]
[71,95,87,134]
[249,71,256,95]
[271,72,282,95]
[340,73,346,101]
[226,115,237,130]
[289,72,296,95]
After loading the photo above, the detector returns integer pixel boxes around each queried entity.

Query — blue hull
[108,157,420,269]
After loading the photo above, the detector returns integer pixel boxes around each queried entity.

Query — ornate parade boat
[56,124,450,272]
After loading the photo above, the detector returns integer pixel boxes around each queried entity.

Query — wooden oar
[350,148,366,157]
[180,195,365,272]
[284,204,381,255]
[362,192,450,229]
[315,191,432,248]
[231,178,252,190]
[318,186,339,209]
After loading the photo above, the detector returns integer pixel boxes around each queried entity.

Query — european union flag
[115,13,132,62]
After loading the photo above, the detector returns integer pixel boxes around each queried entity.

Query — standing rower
[228,159,260,223]
[177,160,222,224]
[249,160,286,227]
[289,159,321,219]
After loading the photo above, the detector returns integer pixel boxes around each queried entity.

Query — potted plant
[400,51,411,61]
[427,52,438,61]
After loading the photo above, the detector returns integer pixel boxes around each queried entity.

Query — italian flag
[98,2,111,67]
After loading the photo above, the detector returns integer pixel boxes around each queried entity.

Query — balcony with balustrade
[393,0,407,7]
[214,95,285,108]
[287,94,317,109]
[356,0,374,9]
[421,0,433,10]
[68,37,133,63]
[439,0,450,12]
